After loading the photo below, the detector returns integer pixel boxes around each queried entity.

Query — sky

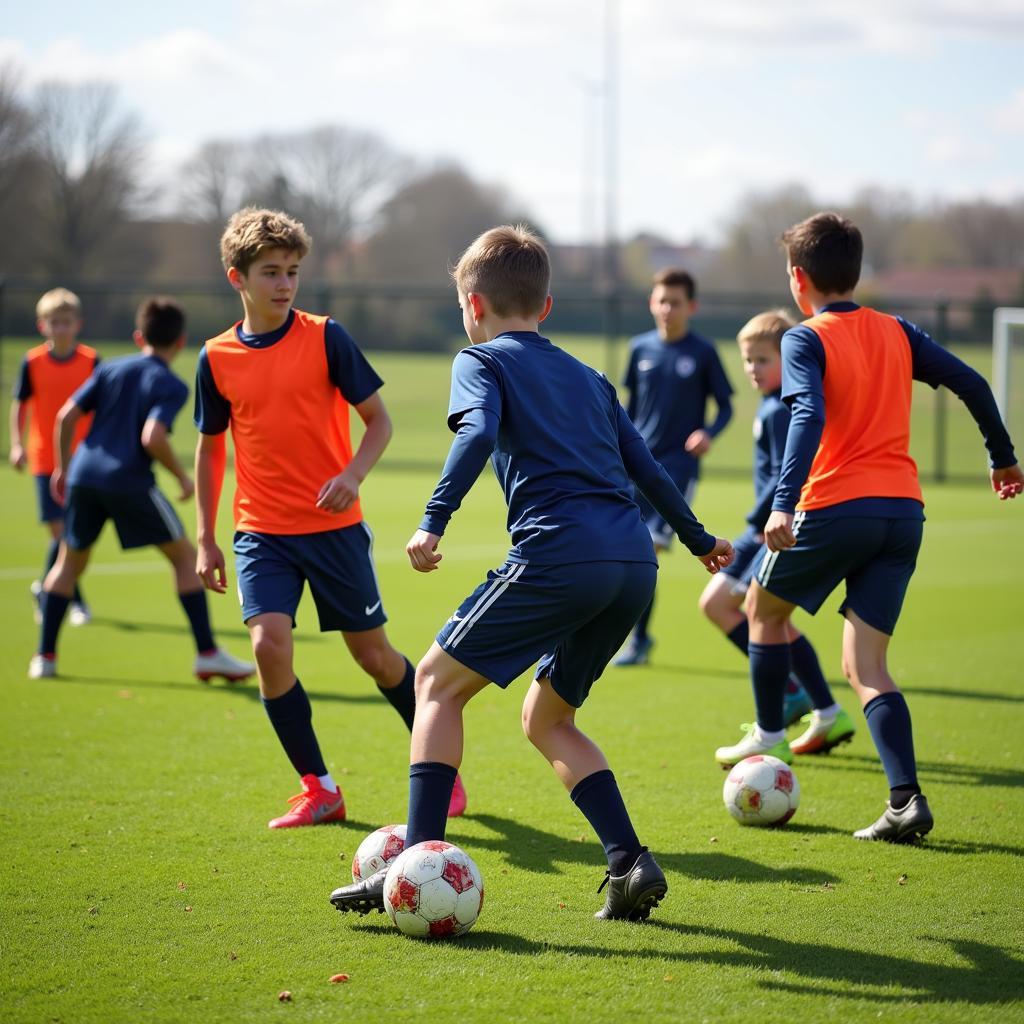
[3,0,1023,245]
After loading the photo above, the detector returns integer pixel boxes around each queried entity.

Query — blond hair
[737,309,796,350]
[453,224,550,318]
[219,207,312,273]
[36,287,82,320]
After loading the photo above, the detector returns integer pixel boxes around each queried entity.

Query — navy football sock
[42,538,82,604]
[634,593,655,643]
[406,761,458,847]
[749,642,791,733]
[788,635,834,710]
[38,591,71,656]
[178,589,215,653]
[378,658,416,732]
[262,681,328,779]
[864,692,919,791]
[570,769,642,876]
[726,620,749,655]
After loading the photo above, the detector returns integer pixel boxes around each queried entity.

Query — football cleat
[783,682,813,727]
[448,774,468,818]
[69,602,92,627]
[194,648,255,683]
[30,580,43,624]
[28,654,57,679]
[853,794,933,843]
[791,708,856,755]
[595,849,667,922]
[269,775,346,829]
[715,723,793,769]
[613,635,653,667]
[330,867,387,915]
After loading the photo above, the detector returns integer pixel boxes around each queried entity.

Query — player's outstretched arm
[195,432,227,593]
[317,393,393,513]
[406,530,443,572]
[8,399,27,470]
[50,398,83,505]
[141,418,193,500]
[992,463,1024,500]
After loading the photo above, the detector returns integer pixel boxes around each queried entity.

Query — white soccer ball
[351,824,407,882]
[723,755,800,826]
[383,840,484,939]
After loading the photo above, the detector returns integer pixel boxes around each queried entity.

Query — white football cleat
[69,602,92,627]
[194,648,255,683]
[28,654,57,679]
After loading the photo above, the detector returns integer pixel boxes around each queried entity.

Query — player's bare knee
[250,626,290,673]
[352,643,387,681]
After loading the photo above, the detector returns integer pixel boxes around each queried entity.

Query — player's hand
[684,429,712,457]
[9,443,26,471]
[176,473,195,501]
[407,530,443,572]
[49,469,66,506]
[991,463,1024,501]
[316,470,359,513]
[696,537,734,574]
[764,510,797,551]
[196,539,228,593]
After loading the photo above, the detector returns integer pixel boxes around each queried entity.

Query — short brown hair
[452,224,550,317]
[652,268,696,301]
[781,212,862,295]
[220,207,312,274]
[36,287,82,320]
[136,296,186,349]
[737,309,795,351]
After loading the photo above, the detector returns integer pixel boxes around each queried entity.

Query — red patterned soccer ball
[383,840,484,939]
[723,755,800,826]
[352,824,407,882]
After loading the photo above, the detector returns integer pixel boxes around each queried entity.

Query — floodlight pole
[602,0,621,375]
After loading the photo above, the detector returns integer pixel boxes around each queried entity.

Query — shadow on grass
[806,751,1024,790]
[348,921,1023,1005]
[54,673,389,706]
[447,813,841,885]
[900,684,1024,705]
[88,616,324,644]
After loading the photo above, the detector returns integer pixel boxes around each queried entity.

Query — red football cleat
[447,773,468,817]
[268,775,346,829]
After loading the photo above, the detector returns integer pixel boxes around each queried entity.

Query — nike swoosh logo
[450,612,464,623]
[365,600,382,615]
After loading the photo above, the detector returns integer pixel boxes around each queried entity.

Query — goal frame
[993,307,1024,432]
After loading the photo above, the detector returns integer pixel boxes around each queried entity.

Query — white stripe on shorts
[149,487,184,541]
[446,561,527,649]
[758,510,805,588]
[360,522,382,602]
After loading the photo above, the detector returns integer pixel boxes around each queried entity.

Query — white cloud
[925,135,994,165]
[994,89,1024,133]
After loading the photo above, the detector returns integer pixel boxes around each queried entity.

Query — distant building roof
[863,266,1023,304]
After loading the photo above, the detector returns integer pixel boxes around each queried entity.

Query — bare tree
[178,139,240,224]
[0,64,35,206]
[33,80,148,275]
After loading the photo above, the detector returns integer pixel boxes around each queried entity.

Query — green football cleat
[790,708,856,755]
[613,636,653,667]
[783,684,813,727]
[715,723,793,769]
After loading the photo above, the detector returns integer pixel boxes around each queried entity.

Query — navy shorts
[636,472,697,550]
[234,523,386,632]
[755,513,924,636]
[720,526,765,593]
[35,473,64,524]
[63,484,185,551]
[436,559,658,708]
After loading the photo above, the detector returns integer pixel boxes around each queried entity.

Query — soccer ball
[723,755,800,826]
[383,840,484,939]
[351,824,407,882]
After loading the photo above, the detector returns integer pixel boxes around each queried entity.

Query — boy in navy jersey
[615,268,733,665]
[698,311,854,752]
[29,298,253,684]
[330,226,734,921]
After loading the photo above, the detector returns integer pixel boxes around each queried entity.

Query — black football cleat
[853,793,933,843]
[329,867,387,915]
[594,848,667,922]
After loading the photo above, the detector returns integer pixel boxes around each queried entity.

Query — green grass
[1,338,1023,1023]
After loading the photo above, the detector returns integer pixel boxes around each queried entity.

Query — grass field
[1,337,1023,1023]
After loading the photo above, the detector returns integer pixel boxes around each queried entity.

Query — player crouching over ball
[329,225,733,924]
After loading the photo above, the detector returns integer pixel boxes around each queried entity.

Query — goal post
[993,307,1024,432]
